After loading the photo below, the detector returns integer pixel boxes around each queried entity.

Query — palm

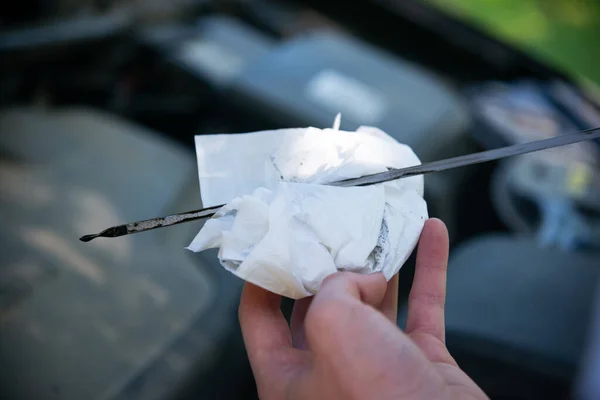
[408,332,485,400]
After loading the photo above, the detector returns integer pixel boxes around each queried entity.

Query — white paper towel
[187,121,428,299]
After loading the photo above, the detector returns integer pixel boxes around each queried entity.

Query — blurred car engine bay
[1,1,600,399]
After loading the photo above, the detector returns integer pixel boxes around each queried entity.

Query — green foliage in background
[426,0,600,85]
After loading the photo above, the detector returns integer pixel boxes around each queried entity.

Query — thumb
[304,272,389,358]
[303,272,437,398]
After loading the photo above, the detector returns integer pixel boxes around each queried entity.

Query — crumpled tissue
[187,118,428,299]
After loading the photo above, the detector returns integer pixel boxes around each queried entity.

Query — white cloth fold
[187,122,428,299]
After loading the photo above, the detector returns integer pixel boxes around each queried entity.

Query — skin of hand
[238,218,489,400]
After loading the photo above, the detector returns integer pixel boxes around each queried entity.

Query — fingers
[381,274,399,322]
[239,282,292,353]
[239,282,299,391]
[291,297,312,350]
[405,218,449,343]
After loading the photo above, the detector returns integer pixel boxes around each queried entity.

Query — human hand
[238,218,489,400]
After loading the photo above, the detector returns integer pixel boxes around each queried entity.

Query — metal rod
[80,126,600,242]
[79,205,222,242]
[334,125,600,187]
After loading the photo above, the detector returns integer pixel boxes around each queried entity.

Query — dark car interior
[1,1,600,399]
